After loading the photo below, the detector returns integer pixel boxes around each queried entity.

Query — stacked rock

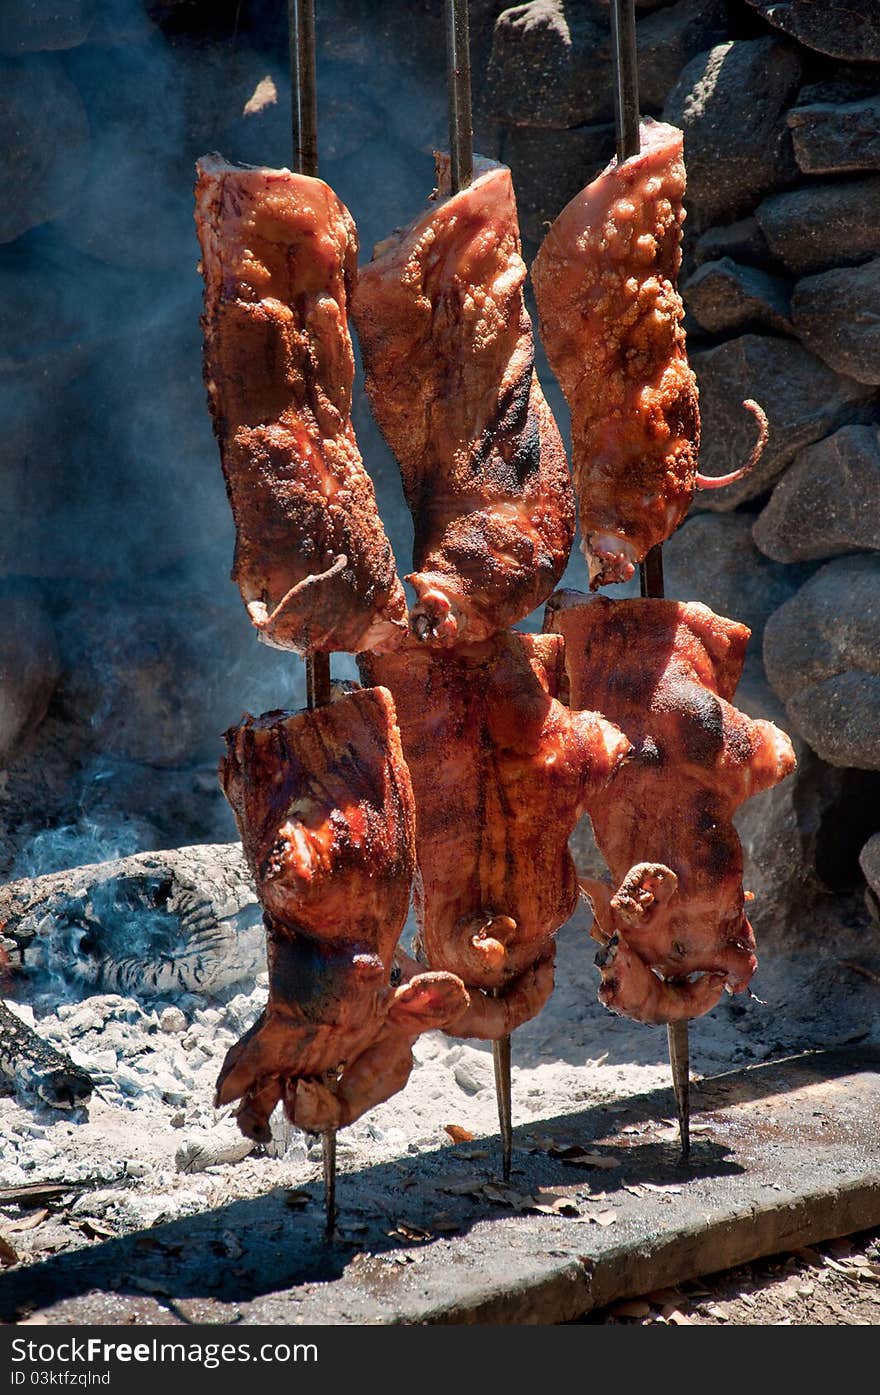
[484,0,880,931]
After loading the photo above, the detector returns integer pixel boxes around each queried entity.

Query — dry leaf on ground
[444,1124,475,1144]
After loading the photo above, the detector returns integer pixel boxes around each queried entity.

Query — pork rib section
[352,155,575,645]
[215,687,467,1138]
[532,121,698,590]
[544,592,796,1024]
[360,634,630,1038]
[195,155,407,655]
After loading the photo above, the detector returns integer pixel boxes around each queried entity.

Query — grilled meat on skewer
[544,592,796,1024]
[195,155,407,655]
[532,120,764,590]
[215,687,467,1139]
[360,633,630,1038]
[352,155,575,645]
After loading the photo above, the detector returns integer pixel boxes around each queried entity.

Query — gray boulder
[754,426,880,564]
[662,37,803,232]
[788,97,880,176]
[0,591,59,766]
[733,660,843,941]
[59,586,302,772]
[756,178,880,276]
[663,511,806,641]
[487,1,609,128]
[0,1,95,54]
[635,0,728,113]
[693,216,772,270]
[790,259,880,385]
[691,334,874,510]
[487,0,726,130]
[0,232,163,391]
[745,0,880,62]
[763,554,880,769]
[683,257,792,336]
[505,122,615,245]
[860,833,880,921]
[0,55,89,243]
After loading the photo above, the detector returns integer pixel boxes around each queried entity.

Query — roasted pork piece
[215,687,467,1138]
[360,633,630,1038]
[352,154,575,645]
[544,592,796,1024]
[532,121,764,590]
[195,155,407,655]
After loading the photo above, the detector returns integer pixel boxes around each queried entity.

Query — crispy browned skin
[214,688,467,1139]
[361,633,630,1038]
[532,121,698,589]
[544,592,796,1024]
[195,155,407,655]
[352,155,575,645]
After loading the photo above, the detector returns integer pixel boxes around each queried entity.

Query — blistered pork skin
[195,155,407,654]
[214,687,467,1138]
[533,120,698,589]
[352,154,575,645]
[545,592,796,1024]
[360,633,630,1038]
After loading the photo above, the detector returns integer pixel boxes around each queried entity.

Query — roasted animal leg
[361,632,630,1035]
[214,687,467,1139]
[353,155,575,645]
[545,592,796,1024]
[533,121,697,588]
[195,156,407,655]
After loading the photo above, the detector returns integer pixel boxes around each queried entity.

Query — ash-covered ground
[2,891,877,1273]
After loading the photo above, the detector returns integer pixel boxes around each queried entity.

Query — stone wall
[1,1,878,937]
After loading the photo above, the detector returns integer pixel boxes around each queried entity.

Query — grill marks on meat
[352,155,575,645]
[545,592,796,1024]
[360,633,630,1039]
[215,687,467,1138]
[532,120,698,590]
[195,155,407,655]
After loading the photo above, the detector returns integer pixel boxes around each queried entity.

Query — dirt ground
[584,1226,880,1325]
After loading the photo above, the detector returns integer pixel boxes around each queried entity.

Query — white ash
[1,900,878,1267]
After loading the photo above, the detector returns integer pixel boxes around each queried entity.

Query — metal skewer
[444,0,513,1181]
[610,0,690,1164]
[288,0,338,1232]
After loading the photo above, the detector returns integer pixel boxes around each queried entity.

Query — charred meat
[545,592,796,1024]
[215,687,467,1138]
[360,633,629,1038]
[195,155,407,655]
[352,155,575,645]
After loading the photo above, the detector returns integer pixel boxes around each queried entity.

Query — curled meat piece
[214,688,467,1139]
[352,154,575,645]
[360,632,630,1038]
[195,155,407,655]
[544,591,796,1024]
[533,121,767,589]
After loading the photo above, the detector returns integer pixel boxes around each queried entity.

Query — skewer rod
[445,0,474,193]
[492,1032,512,1182]
[445,0,514,1181]
[289,0,319,179]
[611,0,691,1163]
[639,544,664,599]
[610,0,640,163]
[322,1121,337,1234]
[667,1021,690,1161]
[289,0,335,1227]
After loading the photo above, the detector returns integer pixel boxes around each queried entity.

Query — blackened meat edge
[214,687,468,1138]
[352,154,575,646]
[195,155,407,656]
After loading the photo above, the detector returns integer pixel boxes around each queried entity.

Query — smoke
[1,1,601,880]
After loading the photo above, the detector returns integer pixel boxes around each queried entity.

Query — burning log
[0,843,264,998]
[0,999,93,1109]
